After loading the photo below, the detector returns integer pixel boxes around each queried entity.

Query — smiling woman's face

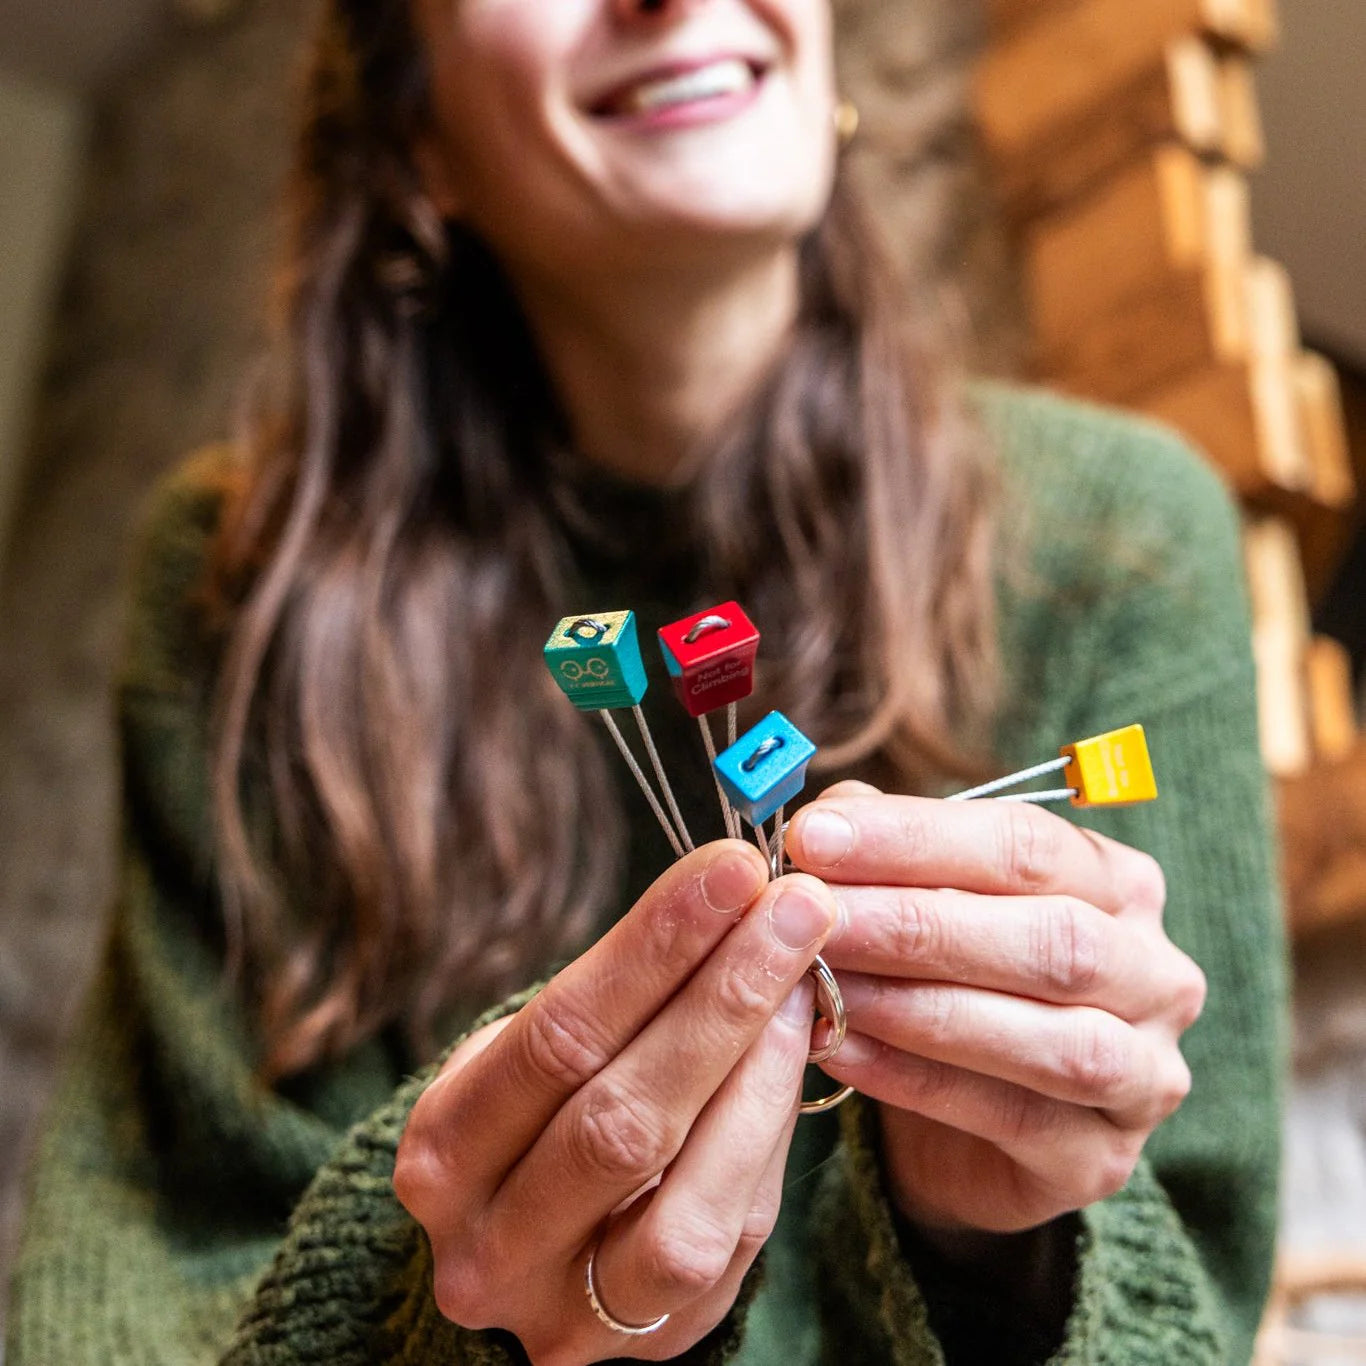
[413,0,839,280]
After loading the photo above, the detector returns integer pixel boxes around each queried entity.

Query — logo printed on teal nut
[544,611,649,712]
[713,711,816,827]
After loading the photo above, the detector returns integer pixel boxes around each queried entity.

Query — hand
[394,842,837,1365]
[785,784,1207,1239]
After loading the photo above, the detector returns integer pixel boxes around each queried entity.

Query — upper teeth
[623,59,755,114]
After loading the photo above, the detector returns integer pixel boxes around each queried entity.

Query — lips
[590,57,767,119]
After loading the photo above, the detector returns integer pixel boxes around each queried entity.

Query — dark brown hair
[210,0,998,1079]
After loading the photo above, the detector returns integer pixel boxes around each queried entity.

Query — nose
[613,0,707,22]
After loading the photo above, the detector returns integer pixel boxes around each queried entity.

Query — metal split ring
[800,1080,855,1115]
[566,617,610,642]
[683,614,732,644]
[764,819,855,1115]
[741,735,785,772]
[805,956,846,1065]
[801,955,855,1115]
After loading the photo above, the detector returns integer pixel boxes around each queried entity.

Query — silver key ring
[683,614,732,644]
[801,955,855,1114]
[805,955,846,1064]
[769,821,857,1116]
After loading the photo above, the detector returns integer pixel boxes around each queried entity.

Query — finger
[823,885,1201,1024]
[814,779,883,801]
[571,1108,799,1361]
[822,1040,1145,1229]
[408,840,769,1197]
[436,1014,517,1081]
[786,795,1166,917]
[836,974,1189,1128]
[497,875,836,1242]
[408,1014,518,1179]
[395,1014,517,1232]
[666,1101,798,1333]
[591,981,812,1325]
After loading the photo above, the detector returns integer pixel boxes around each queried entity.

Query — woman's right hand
[393,841,837,1366]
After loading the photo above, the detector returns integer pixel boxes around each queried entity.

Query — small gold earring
[833,97,860,147]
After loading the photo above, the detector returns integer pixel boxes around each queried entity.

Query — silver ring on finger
[585,1242,671,1337]
[805,955,846,1065]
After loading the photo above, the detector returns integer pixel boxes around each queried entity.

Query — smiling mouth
[592,58,765,119]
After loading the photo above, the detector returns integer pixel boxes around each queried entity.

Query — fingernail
[769,885,834,951]
[796,810,854,868]
[701,852,764,914]
[779,981,815,1026]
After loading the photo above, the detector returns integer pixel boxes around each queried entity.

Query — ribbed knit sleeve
[7,451,338,1364]
[803,389,1285,1365]
[221,976,763,1365]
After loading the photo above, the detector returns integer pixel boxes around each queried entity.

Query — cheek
[758,0,838,182]
[427,26,537,150]
[751,0,835,88]
[774,0,839,208]
[801,3,838,115]
[422,1,584,178]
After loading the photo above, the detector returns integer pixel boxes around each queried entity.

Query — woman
[7,0,1283,1362]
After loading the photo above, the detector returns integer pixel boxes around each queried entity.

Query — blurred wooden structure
[1254,1254,1366,1363]
[1277,738,1366,935]
[977,12,1366,1342]
[974,0,1358,808]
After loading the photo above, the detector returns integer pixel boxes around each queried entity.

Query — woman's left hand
[785,784,1208,1238]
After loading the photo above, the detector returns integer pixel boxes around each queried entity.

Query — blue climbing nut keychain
[713,711,816,828]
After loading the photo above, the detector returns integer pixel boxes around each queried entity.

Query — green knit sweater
[6,385,1285,1365]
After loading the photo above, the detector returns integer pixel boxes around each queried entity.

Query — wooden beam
[1307,636,1358,762]
[1217,54,1266,168]
[985,0,1077,38]
[1143,352,1310,498]
[1244,517,1311,777]
[976,0,1277,163]
[1039,264,1245,404]
[1038,248,1293,416]
[1289,353,1358,599]
[1277,751,1366,936]
[1245,517,1309,646]
[1296,352,1356,510]
[996,38,1226,221]
[987,0,1281,42]
[1242,255,1299,359]
[1242,0,1280,53]
[1273,1254,1366,1301]
[1025,145,1250,357]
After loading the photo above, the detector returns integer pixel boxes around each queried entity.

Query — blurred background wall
[0,0,1363,1355]
[0,74,83,553]
[0,0,314,1330]
[1254,0,1366,375]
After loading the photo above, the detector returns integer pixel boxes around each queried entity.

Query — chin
[617,154,834,243]
[684,201,824,243]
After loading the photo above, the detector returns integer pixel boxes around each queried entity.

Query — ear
[412,133,464,221]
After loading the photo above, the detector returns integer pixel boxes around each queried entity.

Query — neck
[513,246,801,487]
